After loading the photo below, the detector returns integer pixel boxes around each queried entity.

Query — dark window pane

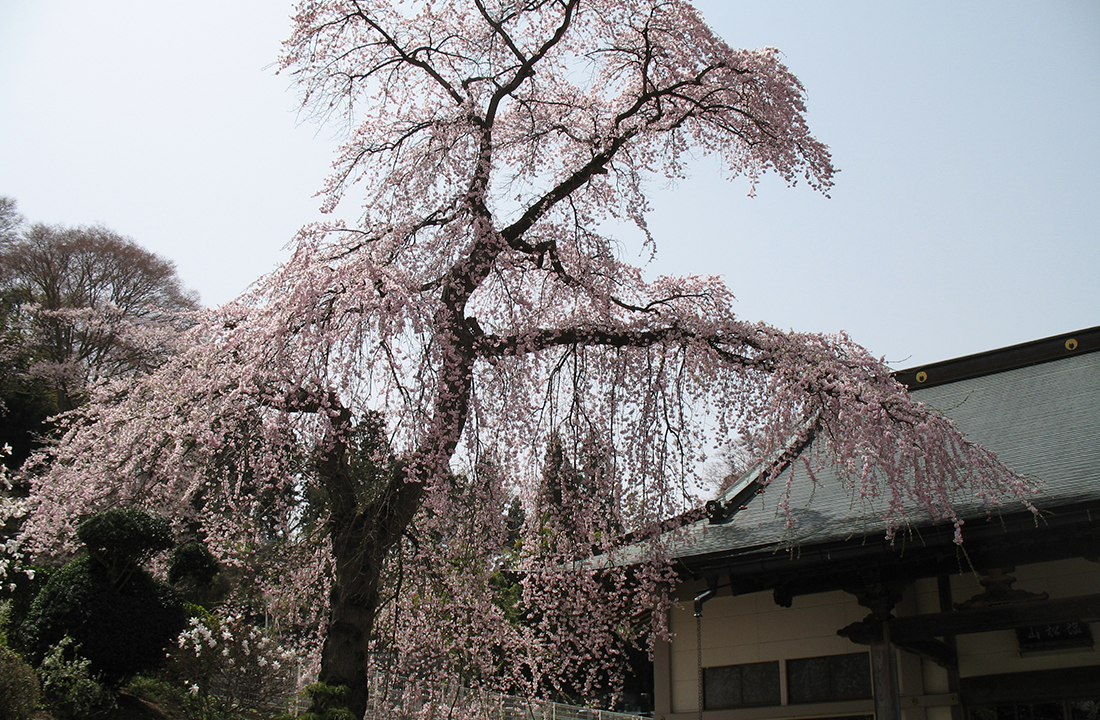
[970,705,1017,720]
[1070,701,1100,720]
[788,656,833,703]
[741,662,781,706]
[1019,703,1065,720]
[704,665,742,709]
[703,661,780,709]
[832,652,872,700]
[788,653,872,704]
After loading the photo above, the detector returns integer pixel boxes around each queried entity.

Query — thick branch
[476,324,761,371]
[502,131,635,249]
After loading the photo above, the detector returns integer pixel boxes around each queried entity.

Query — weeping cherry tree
[20,1,1033,716]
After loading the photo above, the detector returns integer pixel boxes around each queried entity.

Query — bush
[20,556,185,685]
[0,643,40,720]
[77,508,174,576]
[1,567,51,650]
[125,674,219,720]
[19,508,185,685]
[168,607,297,714]
[168,541,229,607]
[168,541,220,586]
[37,636,117,720]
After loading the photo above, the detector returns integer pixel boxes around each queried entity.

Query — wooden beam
[890,594,1100,643]
[895,639,957,669]
[838,622,958,669]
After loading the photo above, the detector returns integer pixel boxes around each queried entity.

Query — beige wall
[945,558,1100,677]
[659,558,1100,720]
[663,578,877,719]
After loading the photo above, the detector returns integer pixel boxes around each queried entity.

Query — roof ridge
[894,326,1100,390]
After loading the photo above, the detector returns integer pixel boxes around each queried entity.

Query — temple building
[652,327,1100,720]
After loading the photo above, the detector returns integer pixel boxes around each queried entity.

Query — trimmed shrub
[20,556,185,684]
[77,507,174,576]
[168,540,228,606]
[19,508,185,685]
[168,541,220,586]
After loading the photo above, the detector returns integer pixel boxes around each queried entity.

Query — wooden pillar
[937,575,964,720]
[870,619,902,720]
[845,577,908,720]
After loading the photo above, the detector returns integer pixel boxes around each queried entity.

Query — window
[786,652,872,704]
[969,700,1100,720]
[703,661,781,709]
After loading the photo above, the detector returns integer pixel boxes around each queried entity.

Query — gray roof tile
[672,351,1100,562]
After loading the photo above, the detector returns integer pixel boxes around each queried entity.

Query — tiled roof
[670,342,1100,564]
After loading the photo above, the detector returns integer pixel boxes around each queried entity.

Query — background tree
[0,196,23,243]
[0,220,199,415]
[22,2,1033,717]
[535,434,619,553]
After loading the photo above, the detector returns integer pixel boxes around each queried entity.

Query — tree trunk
[313,460,426,719]
[316,535,383,719]
[308,338,473,718]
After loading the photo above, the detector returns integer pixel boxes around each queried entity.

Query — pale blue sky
[1,1,1097,368]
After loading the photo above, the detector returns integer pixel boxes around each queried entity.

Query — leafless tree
[0,196,24,243]
[0,222,199,411]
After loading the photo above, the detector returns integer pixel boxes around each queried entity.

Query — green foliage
[169,542,228,607]
[19,508,185,686]
[169,542,220,586]
[303,411,395,527]
[126,674,250,720]
[0,643,40,720]
[290,683,356,720]
[20,556,185,685]
[488,570,524,626]
[0,285,57,471]
[504,496,525,551]
[37,636,117,720]
[0,567,50,652]
[123,675,198,719]
[0,369,57,473]
[183,602,216,626]
[77,508,175,572]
